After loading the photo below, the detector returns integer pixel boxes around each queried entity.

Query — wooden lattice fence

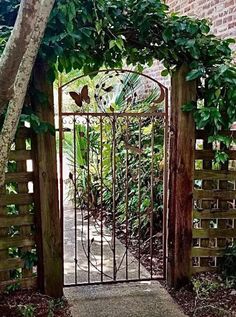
[0,127,38,291]
[0,62,63,297]
[192,129,236,273]
[168,65,236,286]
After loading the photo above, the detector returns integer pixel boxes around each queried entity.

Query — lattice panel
[192,129,236,273]
[0,127,37,290]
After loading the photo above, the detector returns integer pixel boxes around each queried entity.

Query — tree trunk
[0,0,55,187]
[0,0,40,114]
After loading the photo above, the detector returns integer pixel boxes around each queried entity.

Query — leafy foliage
[21,250,38,270]
[63,73,164,239]
[0,0,19,55]
[4,282,21,295]
[19,112,55,135]
[220,243,236,285]
[18,304,36,317]
[0,0,236,155]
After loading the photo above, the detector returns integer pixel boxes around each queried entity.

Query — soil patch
[163,272,236,317]
[0,290,71,317]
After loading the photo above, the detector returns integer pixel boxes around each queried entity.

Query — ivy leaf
[182,101,196,112]
[162,28,172,42]
[95,20,103,35]
[161,69,169,77]
[199,23,210,34]
[225,38,235,44]
[109,40,116,49]
[109,37,124,51]
[21,251,37,270]
[186,68,205,81]
[136,64,144,73]
[116,37,124,51]
[214,151,229,164]
[215,88,221,98]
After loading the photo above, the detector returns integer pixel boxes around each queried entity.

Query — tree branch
[0,0,40,114]
[0,0,55,187]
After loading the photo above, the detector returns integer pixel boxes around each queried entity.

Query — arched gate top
[58,68,168,115]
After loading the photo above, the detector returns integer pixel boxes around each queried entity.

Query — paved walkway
[63,205,187,317]
[64,205,150,285]
[64,281,187,317]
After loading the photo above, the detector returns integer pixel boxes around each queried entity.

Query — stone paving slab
[64,205,150,285]
[64,281,187,317]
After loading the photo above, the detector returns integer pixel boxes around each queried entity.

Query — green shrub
[18,304,36,317]
[220,243,236,285]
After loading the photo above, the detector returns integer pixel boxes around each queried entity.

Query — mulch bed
[115,226,164,277]
[163,272,236,317]
[0,290,72,317]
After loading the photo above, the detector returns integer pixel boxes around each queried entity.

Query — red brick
[165,0,236,39]
[145,0,236,86]
[215,19,223,26]
[223,15,233,23]
[225,0,234,7]
[229,22,236,29]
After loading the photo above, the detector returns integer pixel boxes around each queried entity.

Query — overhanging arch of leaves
[1,0,236,161]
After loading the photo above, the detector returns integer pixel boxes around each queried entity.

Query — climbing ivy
[0,0,236,160]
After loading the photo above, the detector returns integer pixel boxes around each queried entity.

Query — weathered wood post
[31,60,63,297]
[168,64,196,288]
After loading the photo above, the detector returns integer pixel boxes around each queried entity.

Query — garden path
[63,204,149,285]
[64,281,187,317]
[63,205,186,317]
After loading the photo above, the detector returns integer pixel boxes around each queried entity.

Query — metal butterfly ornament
[69,85,90,107]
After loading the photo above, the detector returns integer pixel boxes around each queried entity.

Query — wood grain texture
[0,277,37,291]
[0,258,25,271]
[195,150,236,160]
[0,214,34,227]
[192,247,224,257]
[195,170,236,180]
[0,128,36,289]
[0,236,35,250]
[32,61,63,297]
[8,150,32,161]
[0,193,34,205]
[193,228,236,238]
[193,209,236,219]
[5,172,34,183]
[168,65,196,288]
[193,128,236,271]
[192,266,217,274]
[194,189,236,200]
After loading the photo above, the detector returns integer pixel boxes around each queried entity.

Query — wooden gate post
[32,61,63,297]
[167,64,196,288]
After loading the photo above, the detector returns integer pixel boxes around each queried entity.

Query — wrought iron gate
[58,69,168,286]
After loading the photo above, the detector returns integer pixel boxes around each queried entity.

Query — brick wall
[166,0,236,39]
[146,0,236,87]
